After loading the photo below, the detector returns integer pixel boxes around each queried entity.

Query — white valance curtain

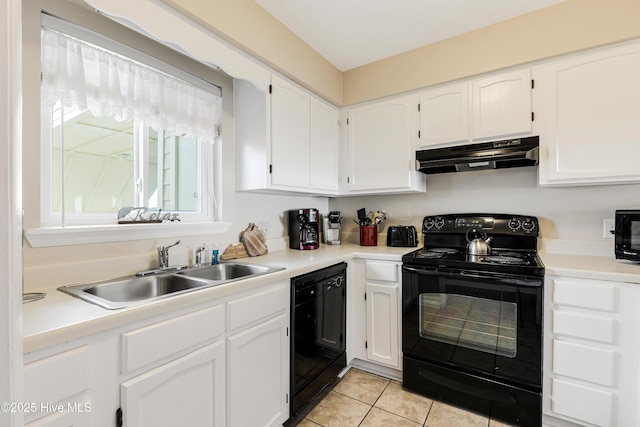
[40,27,220,143]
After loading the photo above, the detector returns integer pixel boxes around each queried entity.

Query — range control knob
[335,276,344,287]
[423,217,435,230]
[521,218,536,233]
[508,218,521,231]
[434,217,445,229]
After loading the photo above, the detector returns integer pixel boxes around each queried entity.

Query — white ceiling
[255,0,567,71]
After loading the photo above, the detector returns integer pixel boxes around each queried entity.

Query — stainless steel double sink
[58,262,284,309]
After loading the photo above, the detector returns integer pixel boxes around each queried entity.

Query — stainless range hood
[415,136,539,175]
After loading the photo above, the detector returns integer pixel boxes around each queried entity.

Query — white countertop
[24,241,640,354]
[540,251,640,284]
[23,243,413,354]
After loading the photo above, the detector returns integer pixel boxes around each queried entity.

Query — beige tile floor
[298,368,514,427]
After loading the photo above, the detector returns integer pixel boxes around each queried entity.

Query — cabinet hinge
[269,84,272,94]
[418,130,421,139]
[531,79,535,89]
[347,176,350,184]
[116,408,123,427]
[286,393,289,404]
[531,112,535,122]
[269,164,273,174]
[364,292,367,301]
[286,327,289,337]
[418,103,421,112]
[365,341,368,349]
[346,118,349,125]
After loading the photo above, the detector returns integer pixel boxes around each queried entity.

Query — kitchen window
[39,16,221,229]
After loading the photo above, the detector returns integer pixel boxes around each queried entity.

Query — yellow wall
[165,0,344,105]
[344,0,640,105]
[168,0,640,106]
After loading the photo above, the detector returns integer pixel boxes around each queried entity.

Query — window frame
[24,10,231,247]
[40,104,214,227]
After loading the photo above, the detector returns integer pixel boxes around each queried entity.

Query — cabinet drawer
[365,261,398,282]
[227,282,288,333]
[553,340,616,387]
[553,278,617,312]
[552,378,613,427]
[24,345,90,406]
[553,310,616,344]
[121,304,224,373]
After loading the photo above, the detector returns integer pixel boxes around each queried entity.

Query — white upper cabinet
[535,41,640,186]
[419,82,470,146]
[345,94,425,194]
[270,74,311,190]
[234,75,339,195]
[309,97,339,194]
[418,69,532,148]
[471,68,533,140]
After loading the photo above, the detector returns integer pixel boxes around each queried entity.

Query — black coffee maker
[288,209,320,250]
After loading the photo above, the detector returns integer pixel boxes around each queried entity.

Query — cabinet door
[347,95,418,192]
[309,97,339,194]
[227,314,289,427]
[536,41,640,186]
[270,74,310,190]
[121,341,225,427]
[419,82,470,147]
[472,68,532,140]
[365,282,400,368]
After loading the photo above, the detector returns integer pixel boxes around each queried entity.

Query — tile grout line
[356,378,391,427]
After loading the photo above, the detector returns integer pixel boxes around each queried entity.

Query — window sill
[24,222,232,248]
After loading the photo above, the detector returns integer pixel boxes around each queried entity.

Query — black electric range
[402,213,545,278]
[401,213,545,427]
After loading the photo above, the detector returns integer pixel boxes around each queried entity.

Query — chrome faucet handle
[157,239,181,269]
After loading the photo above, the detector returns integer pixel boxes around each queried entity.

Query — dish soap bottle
[211,245,219,265]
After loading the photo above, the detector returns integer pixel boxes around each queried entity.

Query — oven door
[402,265,542,389]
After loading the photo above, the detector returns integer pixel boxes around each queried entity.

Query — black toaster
[386,225,418,247]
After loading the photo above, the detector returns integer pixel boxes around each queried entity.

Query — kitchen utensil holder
[359,225,378,246]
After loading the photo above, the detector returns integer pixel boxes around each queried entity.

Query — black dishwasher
[290,262,347,418]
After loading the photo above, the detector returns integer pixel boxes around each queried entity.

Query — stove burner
[417,251,443,259]
[480,255,526,265]
[417,248,460,259]
[427,248,459,254]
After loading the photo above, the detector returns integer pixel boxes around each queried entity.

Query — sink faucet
[157,240,181,269]
[195,245,206,267]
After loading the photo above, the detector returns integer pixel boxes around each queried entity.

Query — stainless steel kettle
[466,228,493,258]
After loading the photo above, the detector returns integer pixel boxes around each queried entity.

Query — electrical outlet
[603,218,615,239]
[257,221,270,238]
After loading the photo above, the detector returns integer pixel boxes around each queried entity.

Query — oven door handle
[402,266,439,275]
[403,265,542,286]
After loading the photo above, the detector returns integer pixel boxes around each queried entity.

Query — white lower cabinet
[121,341,225,427]
[23,333,118,427]
[365,282,399,367]
[350,260,402,370]
[544,275,640,427]
[226,280,289,427]
[227,314,289,427]
[25,280,290,427]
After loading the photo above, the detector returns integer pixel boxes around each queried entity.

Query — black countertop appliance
[289,209,320,250]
